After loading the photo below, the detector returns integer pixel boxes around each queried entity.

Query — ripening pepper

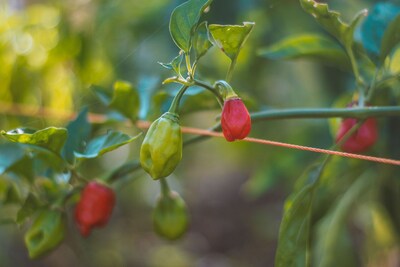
[140,112,182,179]
[74,182,115,237]
[24,210,66,259]
[153,191,189,240]
[221,98,251,142]
[336,117,378,153]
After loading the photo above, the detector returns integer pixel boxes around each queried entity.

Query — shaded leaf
[169,0,213,52]
[193,21,213,60]
[0,143,25,175]
[380,15,400,63]
[74,131,141,159]
[275,161,327,267]
[109,80,140,121]
[209,22,255,61]
[137,75,161,120]
[62,107,92,164]
[258,34,350,70]
[1,127,68,154]
[275,184,314,267]
[16,193,43,225]
[357,2,400,63]
[313,173,373,267]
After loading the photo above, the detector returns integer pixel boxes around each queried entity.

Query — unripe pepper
[140,112,182,179]
[221,98,251,142]
[74,182,115,237]
[24,210,65,259]
[153,191,189,240]
[336,103,378,153]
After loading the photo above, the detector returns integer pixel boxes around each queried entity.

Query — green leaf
[62,107,92,164]
[380,15,400,63]
[343,9,368,49]
[169,0,213,52]
[24,210,65,259]
[258,34,350,70]
[299,0,347,43]
[193,21,213,60]
[275,161,326,267]
[109,80,140,121]
[357,3,400,63]
[275,184,314,267]
[1,127,68,154]
[209,22,255,61]
[313,173,373,267]
[16,193,43,225]
[74,131,141,159]
[0,143,25,175]
[158,53,184,77]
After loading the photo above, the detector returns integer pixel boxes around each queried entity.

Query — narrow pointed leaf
[209,22,255,61]
[169,0,213,52]
[158,53,184,76]
[74,131,141,159]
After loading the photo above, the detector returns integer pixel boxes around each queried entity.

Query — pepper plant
[0,0,400,265]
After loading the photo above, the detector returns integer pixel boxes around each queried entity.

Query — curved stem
[251,106,400,122]
[193,79,224,107]
[168,85,189,114]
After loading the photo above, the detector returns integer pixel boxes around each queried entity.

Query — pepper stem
[214,80,238,100]
[168,85,190,114]
[160,178,170,197]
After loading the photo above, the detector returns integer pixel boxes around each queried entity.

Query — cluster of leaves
[258,1,400,266]
[0,82,142,258]
[0,0,257,259]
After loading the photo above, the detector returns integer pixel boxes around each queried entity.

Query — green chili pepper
[24,210,66,259]
[153,191,189,240]
[140,112,182,179]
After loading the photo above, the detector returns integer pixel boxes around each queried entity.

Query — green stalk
[168,85,190,114]
[160,178,170,196]
[226,58,237,83]
[193,79,224,106]
[251,106,400,122]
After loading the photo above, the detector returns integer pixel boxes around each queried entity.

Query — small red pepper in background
[336,117,378,153]
[221,98,251,142]
[75,182,115,237]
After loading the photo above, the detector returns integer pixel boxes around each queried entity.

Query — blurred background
[0,0,399,266]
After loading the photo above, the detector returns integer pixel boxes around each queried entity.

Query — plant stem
[251,106,400,121]
[168,85,189,114]
[160,178,170,196]
[193,79,224,106]
[226,58,237,83]
[185,53,193,78]
[347,48,364,95]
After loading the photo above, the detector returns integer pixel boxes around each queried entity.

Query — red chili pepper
[221,98,251,142]
[336,117,378,153]
[74,182,115,237]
